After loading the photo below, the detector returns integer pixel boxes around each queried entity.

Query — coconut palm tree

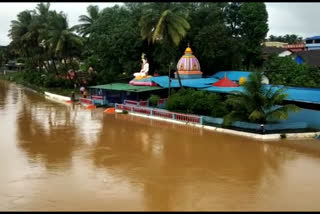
[47,11,84,71]
[8,10,34,57]
[223,72,300,125]
[8,9,44,69]
[139,3,190,46]
[73,5,100,37]
[139,3,190,88]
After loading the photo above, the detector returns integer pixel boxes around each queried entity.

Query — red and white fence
[80,98,93,105]
[115,103,203,124]
[124,100,140,106]
[123,99,167,107]
[91,95,104,100]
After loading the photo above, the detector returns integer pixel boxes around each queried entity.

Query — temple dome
[175,45,202,79]
[177,46,201,71]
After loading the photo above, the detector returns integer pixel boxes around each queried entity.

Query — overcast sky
[0,2,320,46]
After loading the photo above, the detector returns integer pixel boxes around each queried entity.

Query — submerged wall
[279,108,320,129]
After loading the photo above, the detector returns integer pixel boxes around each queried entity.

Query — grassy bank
[0,72,78,97]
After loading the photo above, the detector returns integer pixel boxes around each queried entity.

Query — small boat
[85,104,96,109]
[104,107,115,114]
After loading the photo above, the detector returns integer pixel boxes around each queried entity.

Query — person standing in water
[80,86,85,96]
[83,90,88,98]
[71,91,75,102]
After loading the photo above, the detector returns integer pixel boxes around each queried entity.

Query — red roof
[212,77,239,87]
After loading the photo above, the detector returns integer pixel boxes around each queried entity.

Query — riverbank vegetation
[0,72,75,96]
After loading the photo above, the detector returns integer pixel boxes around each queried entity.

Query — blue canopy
[150,76,218,88]
[306,36,320,40]
[202,83,320,104]
[149,71,320,105]
[210,71,252,81]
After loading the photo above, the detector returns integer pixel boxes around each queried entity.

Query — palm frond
[152,10,169,43]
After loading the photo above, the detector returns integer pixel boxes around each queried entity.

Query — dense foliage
[6,2,270,87]
[8,3,83,75]
[148,94,160,107]
[264,55,320,88]
[223,72,300,125]
[166,88,227,117]
[268,34,303,44]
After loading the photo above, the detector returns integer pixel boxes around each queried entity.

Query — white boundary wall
[118,110,320,141]
[44,91,70,104]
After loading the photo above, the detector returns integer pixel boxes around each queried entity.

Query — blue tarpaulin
[149,71,320,105]
[150,76,218,88]
[200,86,245,93]
[201,84,320,104]
[210,71,252,81]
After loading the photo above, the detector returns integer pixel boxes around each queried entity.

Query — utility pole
[168,63,171,97]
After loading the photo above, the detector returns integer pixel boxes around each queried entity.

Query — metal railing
[115,103,203,125]
[124,100,139,106]
[80,98,93,105]
[123,99,168,107]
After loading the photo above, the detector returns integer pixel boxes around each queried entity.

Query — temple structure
[175,45,203,79]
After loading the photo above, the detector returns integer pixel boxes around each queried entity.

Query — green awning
[88,83,163,93]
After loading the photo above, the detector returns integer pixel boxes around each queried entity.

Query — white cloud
[266,2,320,38]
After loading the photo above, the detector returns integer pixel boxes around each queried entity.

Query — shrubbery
[264,55,320,88]
[166,88,228,117]
[43,73,74,89]
[148,94,160,107]
[8,71,75,89]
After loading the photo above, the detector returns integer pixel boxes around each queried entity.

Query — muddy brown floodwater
[1,80,320,211]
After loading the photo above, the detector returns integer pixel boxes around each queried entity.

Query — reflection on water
[1,80,320,211]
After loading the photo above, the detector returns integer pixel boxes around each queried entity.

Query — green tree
[238,3,268,69]
[268,34,303,44]
[34,3,56,73]
[225,2,242,38]
[88,5,143,83]
[166,88,227,117]
[139,3,190,87]
[47,11,83,71]
[264,55,320,87]
[139,3,190,46]
[74,5,100,38]
[224,72,300,125]
[8,10,38,69]
[190,3,239,74]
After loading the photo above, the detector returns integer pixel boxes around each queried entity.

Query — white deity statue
[134,58,149,78]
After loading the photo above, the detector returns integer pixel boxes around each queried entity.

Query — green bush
[264,55,320,88]
[148,94,160,107]
[166,88,227,117]
[43,73,74,89]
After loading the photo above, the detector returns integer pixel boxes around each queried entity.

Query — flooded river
[1,80,320,211]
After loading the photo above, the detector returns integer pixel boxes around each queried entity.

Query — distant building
[294,49,320,68]
[283,43,307,53]
[262,47,292,59]
[263,41,288,48]
[305,36,320,50]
